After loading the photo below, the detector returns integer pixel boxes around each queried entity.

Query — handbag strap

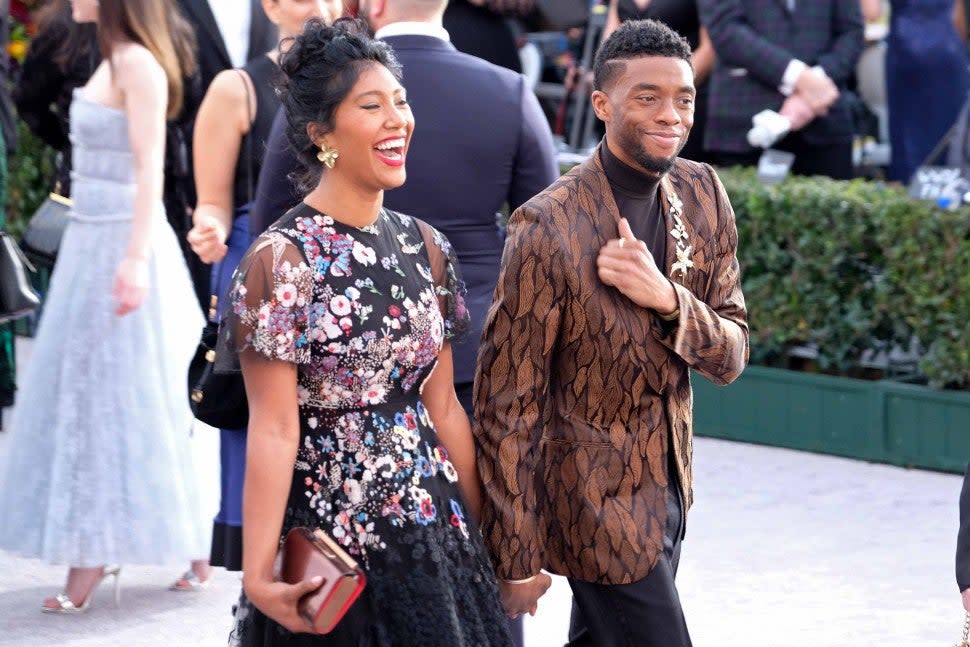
[235,69,256,205]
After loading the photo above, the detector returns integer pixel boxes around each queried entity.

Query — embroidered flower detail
[275,283,298,307]
[666,188,693,278]
[330,295,352,316]
[352,241,377,266]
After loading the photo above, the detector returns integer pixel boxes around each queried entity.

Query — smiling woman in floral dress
[218,18,513,646]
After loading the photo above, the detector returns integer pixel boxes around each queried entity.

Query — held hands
[779,94,817,131]
[112,256,149,316]
[597,218,678,315]
[499,573,553,619]
[794,67,839,116]
[186,213,229,264]
[244,574,325,634]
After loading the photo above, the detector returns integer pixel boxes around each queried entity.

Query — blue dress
[887,0,970,182]
[0,92,207,566]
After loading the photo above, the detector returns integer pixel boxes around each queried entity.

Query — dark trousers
[565,458,692,647]
[455,381,524,647]
[712,131,854,180]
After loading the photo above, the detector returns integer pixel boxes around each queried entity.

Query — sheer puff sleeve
[415,219,470,343]
[215,231,315,373]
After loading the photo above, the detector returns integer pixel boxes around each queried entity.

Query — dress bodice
[69,91,139,220]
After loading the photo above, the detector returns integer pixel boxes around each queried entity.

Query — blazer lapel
[184,0,232,69]
[578,145,696,287]
[577,145,623,250]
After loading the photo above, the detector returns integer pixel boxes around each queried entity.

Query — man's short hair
[593,19,693,91]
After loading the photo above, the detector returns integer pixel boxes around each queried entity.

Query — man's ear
[591,90,611,124]
[368,0,387,21]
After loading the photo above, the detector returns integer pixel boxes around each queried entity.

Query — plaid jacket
[698,0,864,153]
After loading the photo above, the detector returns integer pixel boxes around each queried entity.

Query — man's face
[592,56,695,176]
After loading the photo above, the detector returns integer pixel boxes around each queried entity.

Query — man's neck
[373,21,450,41]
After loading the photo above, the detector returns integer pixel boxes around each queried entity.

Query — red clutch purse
[277,526,367,634]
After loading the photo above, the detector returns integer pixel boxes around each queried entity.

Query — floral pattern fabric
[221,204,510,646]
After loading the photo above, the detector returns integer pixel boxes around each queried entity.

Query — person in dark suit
[174,0,278,310]
[443,0,529,73]
[957,463,970,613]
[176,0,278,93]
[698,0,864,179]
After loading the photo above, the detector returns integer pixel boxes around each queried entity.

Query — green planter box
[693,365,970,473]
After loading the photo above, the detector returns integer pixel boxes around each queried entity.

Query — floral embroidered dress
[222,203,512,647]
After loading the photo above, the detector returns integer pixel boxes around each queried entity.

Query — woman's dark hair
[277,18,403,192]
[35,0,97,74]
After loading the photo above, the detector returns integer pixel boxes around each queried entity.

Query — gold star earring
[316,142,339,169]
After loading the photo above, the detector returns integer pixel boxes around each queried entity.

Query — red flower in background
[10,0,37,25]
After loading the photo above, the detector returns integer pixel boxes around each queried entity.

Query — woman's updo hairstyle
[277,18,403,191]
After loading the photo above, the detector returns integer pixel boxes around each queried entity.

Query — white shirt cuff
[779,59,807,96]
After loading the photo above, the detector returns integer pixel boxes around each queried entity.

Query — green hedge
[4,120,56,239]
[719,167,970,391]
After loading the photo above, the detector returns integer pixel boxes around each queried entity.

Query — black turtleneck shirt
[599,139,666,266]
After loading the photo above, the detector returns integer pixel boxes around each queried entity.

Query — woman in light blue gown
[0,0,208,613]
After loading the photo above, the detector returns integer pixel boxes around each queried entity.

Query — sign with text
[908,166,968,205]
[756,149,795,185]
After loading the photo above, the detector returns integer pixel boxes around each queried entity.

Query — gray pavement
[0,335,964,646]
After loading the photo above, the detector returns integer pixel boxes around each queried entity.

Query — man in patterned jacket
[473,19,749,646]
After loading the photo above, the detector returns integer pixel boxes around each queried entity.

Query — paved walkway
[0,337,964,646]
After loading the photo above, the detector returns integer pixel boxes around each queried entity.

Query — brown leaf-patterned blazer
[473,146,749,585]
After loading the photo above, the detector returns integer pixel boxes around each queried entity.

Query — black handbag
[187,69,257,430]
[188,270,249,430]
[0,232,41,324]
[21,192,71,262]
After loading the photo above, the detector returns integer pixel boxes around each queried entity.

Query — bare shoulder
[206,69,250,106]
[112,42,165,87]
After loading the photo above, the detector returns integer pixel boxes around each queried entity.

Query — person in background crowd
[860,0,883,23]
[443,0,531,72]
[883,0,970,183]
[13,0,98,200]
[0,0,208,614]
[698,0,864,180]
[218,17,513,645]
[0,0,16,420]
[601,0,715,163]
[956,0,969,44]
[474,19,748,646]
[174,0,278,311]
[177,0,342,593]
[957,462,970,615]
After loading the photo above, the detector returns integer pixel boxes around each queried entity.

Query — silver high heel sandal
[41,565,122,614]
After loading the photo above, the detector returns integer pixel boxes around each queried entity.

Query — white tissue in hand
[746,109,792,148]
